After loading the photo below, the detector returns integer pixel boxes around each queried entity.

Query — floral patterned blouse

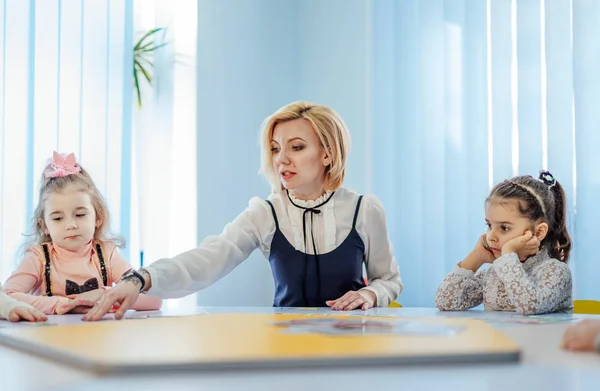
[435,248,573,315]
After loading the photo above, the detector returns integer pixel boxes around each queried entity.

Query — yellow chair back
[573,300,600,314]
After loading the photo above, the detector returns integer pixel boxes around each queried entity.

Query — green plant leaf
[133,27,169,108]
[134,50,150,60]
[134,27,164,50]
[139,42,170,53]
[134,59,152,84]
[135,55,154,70]
[136,40,157,52]
[134,66,142,108]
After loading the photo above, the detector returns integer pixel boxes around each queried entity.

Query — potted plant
[133,27,168,108]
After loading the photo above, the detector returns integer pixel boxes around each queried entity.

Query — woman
[84,101,402,321]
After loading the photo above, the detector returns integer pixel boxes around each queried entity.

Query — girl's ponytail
[548,179,571,262]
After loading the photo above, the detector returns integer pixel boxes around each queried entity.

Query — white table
[1,307,599,391]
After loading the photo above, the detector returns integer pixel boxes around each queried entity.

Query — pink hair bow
[43,151,82,178]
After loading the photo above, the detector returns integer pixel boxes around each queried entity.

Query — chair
[573,300,600,314]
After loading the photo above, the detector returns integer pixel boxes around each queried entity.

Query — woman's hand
[73,288,106,304]
[326,290,377,311]
[82,280,141,321]
[67,306,93,315]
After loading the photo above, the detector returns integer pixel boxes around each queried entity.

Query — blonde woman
[84,101,402,321]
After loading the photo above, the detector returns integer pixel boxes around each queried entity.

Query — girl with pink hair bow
[3,152,162,315]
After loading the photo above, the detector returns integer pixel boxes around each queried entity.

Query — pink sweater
[4,241,162,314]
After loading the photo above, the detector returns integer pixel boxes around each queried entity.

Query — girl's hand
[476,234,496,264]
[7,306,47,322]
[501,231,540,261]
[326,290,377,311]
[68,303,117,315]
[562,319,600,351]
[459,234,496,272]
[56,299,87,315]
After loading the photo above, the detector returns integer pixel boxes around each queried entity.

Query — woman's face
[270,118,329,200]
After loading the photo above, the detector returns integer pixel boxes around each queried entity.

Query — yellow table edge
[0,314,521,374]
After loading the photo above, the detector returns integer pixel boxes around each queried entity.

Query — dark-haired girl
[435,170,572,315]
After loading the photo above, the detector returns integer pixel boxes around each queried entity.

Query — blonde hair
[259,101,351,192]
[22,161,124,252]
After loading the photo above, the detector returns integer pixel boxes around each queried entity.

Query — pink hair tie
[43,151,82,178]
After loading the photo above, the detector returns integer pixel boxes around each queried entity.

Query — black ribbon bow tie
[65,277,99,295]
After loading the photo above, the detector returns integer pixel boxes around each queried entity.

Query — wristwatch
[120,269,146,292]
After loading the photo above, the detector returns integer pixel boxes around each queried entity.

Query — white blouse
[146,187,403,306]
[435,248,573,315]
